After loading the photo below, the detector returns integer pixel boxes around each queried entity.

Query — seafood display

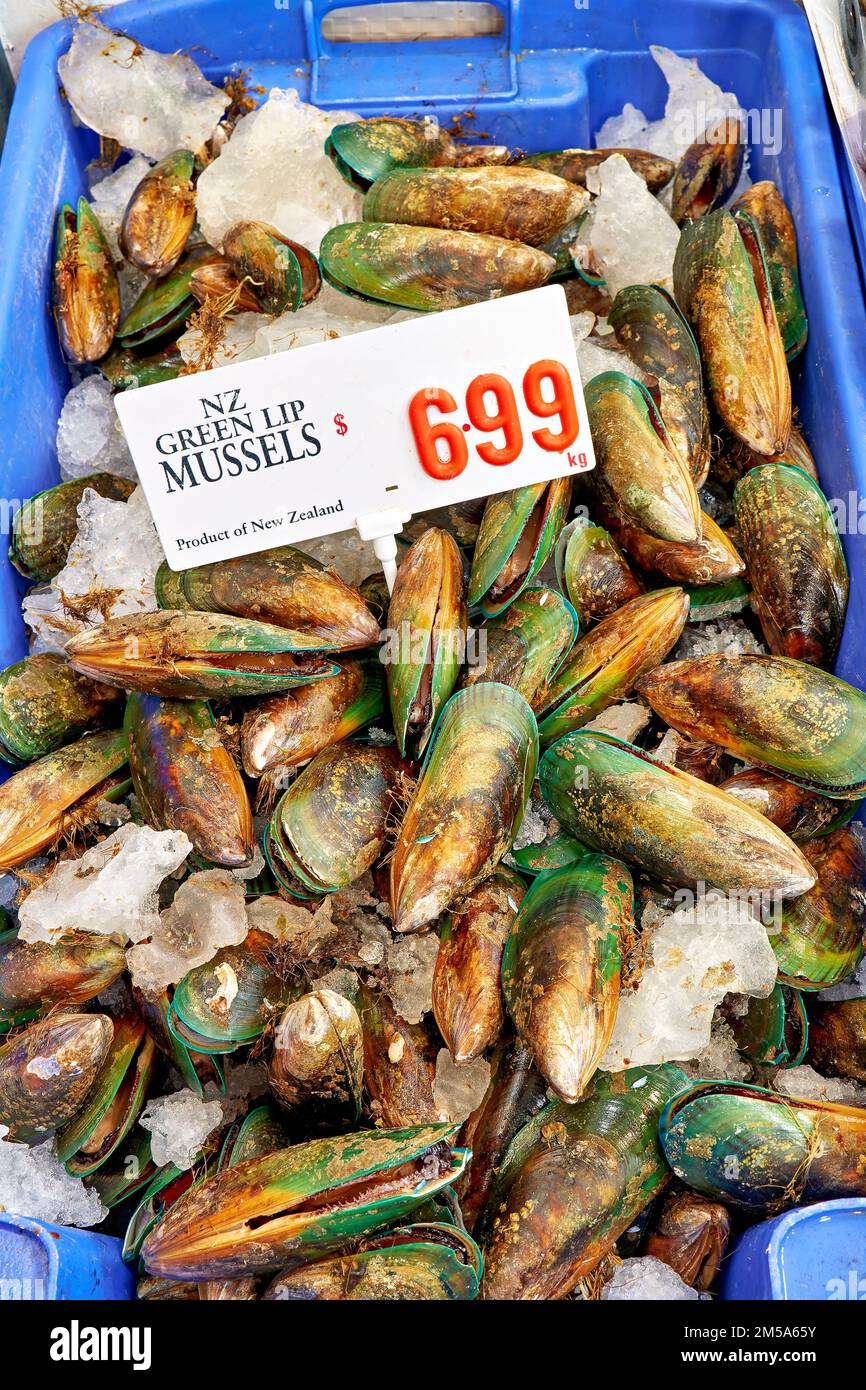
[0,18,864,1309]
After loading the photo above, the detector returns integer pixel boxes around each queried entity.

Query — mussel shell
[508,831,589,876]
[0,928,126,1031]
[169,929,298,1053]
[100,341,184,391]
[218,1104,292,1170]
[66,610,341,699]
[320,222,555,311]
[555,518,643,627]
[269,987,364,1129]
[673,210,791,457]
[241,658,385,776]
[671,117,745,225]
[0,1012,113,1142]
[9,473,136,582]
[771,827,866,990]
[636,654,866,798]
[120,149,196,277]
[90,1127,158,1209]
[521,148,675,194]
[717,768,855,841]
[53,198,120,363]
[468,479,572,618]
[726,983,809,1067]
[608,284,711,486]
[385,527,465,756]
[660,1080,866,1211]
[0,729,129,871]
[363,166,588,247]
[584,373,701,544]
[808,998,866,1085]
[433,866,526,1062]
[125,693,253,868]
[263,1221,482,1300]
[643,1185,731,1292]
[140,1123,468,1280]
[501,856,630,1101]
[156,546,379,650]
[391,683,538,934]
[267,741,407,895]
[479,1064,688,1298]
[222,221,320,314]
[734,463,848,666]
[358,983,440,1128]
[0,652,121,765]
[326,116,458,189]
[597,500,745,587]
[733,180,808,360]
[117,244,221,347]
[536,588,689,744]
[539,730,816,896]
[461,586,577,710]
[56,1013,156,1176]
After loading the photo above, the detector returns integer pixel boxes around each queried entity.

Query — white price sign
[115,284,595,573]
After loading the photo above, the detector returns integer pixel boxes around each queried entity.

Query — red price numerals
[408,359,579,482]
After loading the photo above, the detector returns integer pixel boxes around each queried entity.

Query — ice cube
[433,1049,491,1123]
[601,1256,705,1300]
[582,155,681,300]
[126,869,249,997]
[56,376,137,483]
[0,1127,107,1227]
[139,1090,224,1170]
[776,1063,866,1108]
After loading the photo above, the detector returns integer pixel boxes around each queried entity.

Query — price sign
[115,284,594,572]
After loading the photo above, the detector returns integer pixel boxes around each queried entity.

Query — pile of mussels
[0,62,865,1302]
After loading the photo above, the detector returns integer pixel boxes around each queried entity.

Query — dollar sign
[334,413,348,436]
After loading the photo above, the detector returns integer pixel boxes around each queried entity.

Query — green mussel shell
[9,473,135,581]
[468,479,572,618]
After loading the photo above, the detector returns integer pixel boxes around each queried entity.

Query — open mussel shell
[643,1185,731,1292]
[0,651,121,765]
[809,998,866,1085]
[521,147,675,194]
[672,116,745,225]
[156,546,379,650]
[636,654,866,798]
[734,463,848,666]
[539,730,816,896]
[461,586,577,711]
[263,1220,482,1300]
[0,928,125,1032]
[660,1080,866,1212]
[385,526,465,756]
[363,166,588,247]
[0,1012,113,1142]
[502,855,630,1102]
[120,149,196,277]
[117,244,221,348]
[0,729,129,872]
[479,1064,688,1298]
[241,658,385,776]
[726,983,809,1067]
[56,1013,156,1177]
[717,768,856,841]
[468,479,572,618]
[135,987,222,1096]
[584,372,701,544]
[269,987,364,1130]
[222,221,320,314]
[536,587,689,745]
[555,518,643,627]
[90,1127,159,1210]
[391,683,538,934]
[433,866,526,1063]
[125,693,253,868]
[319,222,555,311]
[169,928,297,1054]
[608,284,711,486]
[771,827,866,990]
[326,116,459,190]
[141,1123,469,1280]
[9,473,135,582]
[266,741,407,897]
[53,197,120,363]
[674,210,791,457]
[733,180,808,360]
[66,611,341,699]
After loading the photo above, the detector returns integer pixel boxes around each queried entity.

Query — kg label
[115,285,595,571]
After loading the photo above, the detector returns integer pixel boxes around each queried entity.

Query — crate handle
[319,2,506,44]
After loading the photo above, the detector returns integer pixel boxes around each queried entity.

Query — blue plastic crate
[0,1212,136,1300]
[0,0,864,695]
[720,1198,866,1300]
